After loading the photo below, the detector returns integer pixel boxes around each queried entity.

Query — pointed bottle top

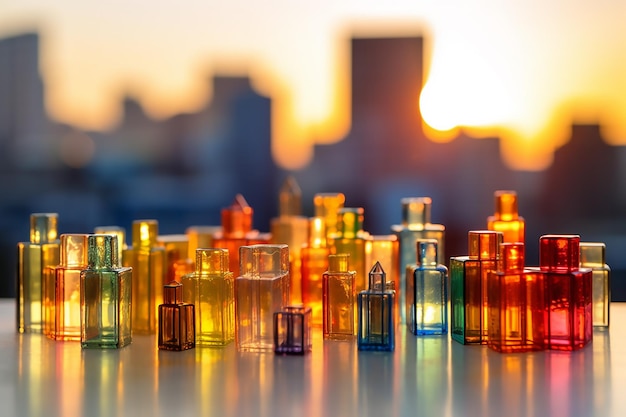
[60,234,89,268]
[222,194,253,238]
[88,234,119,269]
[580,242,606,269]
[30,213,58,244]
[163,281,183,304]
[313,193,345,236]
[307,217,326,248]
[540,235,580,272]
[239,244,289,278]
[132,220,158,247]
[494,190,519,221]
[336,207,364,239]
[401,197,431,227]
[368,261,386,291]
[468,230,502,260]
[196,248,230,275]
[416,239,438,268]
[328,253,350,273]
[279,176,302,217]
[500,242,525,273]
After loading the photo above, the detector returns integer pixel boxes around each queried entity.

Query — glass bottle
[94,226,126,264]
[487,190,525,244]
[365,234,399,324]
[327,207,367,292]
[53,234,89,341]
[391,197,445,323]
[158,281,195,351]
[270,176,309,303]
[539,235,592,350]
[301,217,329,327]
[406,239,448,335]
[450,230,502,345]
[81,234,132,349]
[181,248,234,346]
[123,219,165,334]
[17,213,60,334]
[313,192,345,240]
[357,262,395,351]
[580,242,610,328]
[235,244,290,352]
[487,243,544,352]
[322,254,356,340]
[274,305,312,355]
[172,225,221,283]
[156,234,189,282]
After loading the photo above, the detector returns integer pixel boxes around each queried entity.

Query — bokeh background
[1,1,625,298]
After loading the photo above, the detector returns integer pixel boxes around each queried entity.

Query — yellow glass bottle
[172,225,221,283]
[322,254,356,340]
[313,192,345,240]
[181,248,234,346]
[487,190,525,244]
[301,217,329,327]
[157,234,189,282]
[123,219,165,334]
[580,242,610,328]
[17,213,60,334]
[53,234,89,341]
[327,208,367,292]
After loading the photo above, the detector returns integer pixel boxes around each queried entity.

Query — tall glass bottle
[322,254,356,340]
[181,248,234,346]
[301,217,329,327]
[81,234,132,349]
[391,197,445,323]
[313,192,345,240]
[357,262,395,351]
[487,243,544,353]
[539,235,592,350]
[53,234,89,341]
[213,194,271,275]
[450,230,502,345]
[270,176,309,303]
[158,281,195,351]
[406,239,448,335]
[580,242,610,328]
[327,207,366,292]
[235,244,290,352]
[487,190,525,244]
[123,219,165,334]
[17,213,60,334]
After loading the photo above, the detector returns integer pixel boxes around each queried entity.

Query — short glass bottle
[81,234,132,349]
[158,281,195,351]
[274,305,312,355]
[487,190,525,244]
[322,254,356,340]
[358,262,395,351]
[580,242,610,328]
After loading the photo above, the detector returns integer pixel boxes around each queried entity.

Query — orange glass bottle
[487,190,525,244]
[301,217,329,327]
[158,281,195,351]
[322,254,356,340]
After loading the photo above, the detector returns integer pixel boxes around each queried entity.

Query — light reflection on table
[4,300,626,416]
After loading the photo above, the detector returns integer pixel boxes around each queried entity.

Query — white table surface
[2,299,625,417]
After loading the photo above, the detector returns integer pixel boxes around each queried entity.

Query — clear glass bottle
[181,248,234,346]
[274,305,312,355]
[487,190,525,244]
[327,207,367,292]
[580,242,610,328]
[322,253,356,340]
[81,234,132,349]
[17,213,60,334]
[391,197,445,323]
[235,244,290,352]
[406,239,448,335]
[53,234,89,341]
[123,219,165,334]
[301,217,329,327]
[357,262,395,351]
[158,281,195,351]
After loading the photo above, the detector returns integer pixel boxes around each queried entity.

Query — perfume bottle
[172,225,221,283]
[235,244,290,352]
[81,234,132,349]
[580,242,610,328]
[540,235,592,350]
[365,234,399,323]
[94,226,126,265]
[327,207,367,292]
[487,190,525,244]
[406,239,448,335]
[270,176,309,304]
[391,197,445,323]
[158,281,195,351]
[274,305,312,355]
[181,248,234,346]
[322,254,356,340]
[487,243,544,353]
[17,213,60,334]
[53,234,89,341]
[313,192,345,240]
[450,230,502,345]
[301,217,329,327]
[157,234,189,282]
[213,194,271,275]
[123,219,165,334]
[357,262,395,351]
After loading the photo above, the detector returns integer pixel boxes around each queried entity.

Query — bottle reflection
[81,349,123,416]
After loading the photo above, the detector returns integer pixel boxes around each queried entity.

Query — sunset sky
[1,0,625,170]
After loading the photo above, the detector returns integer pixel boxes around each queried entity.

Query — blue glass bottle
[357,262,395,351]
[407,239,448,335]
